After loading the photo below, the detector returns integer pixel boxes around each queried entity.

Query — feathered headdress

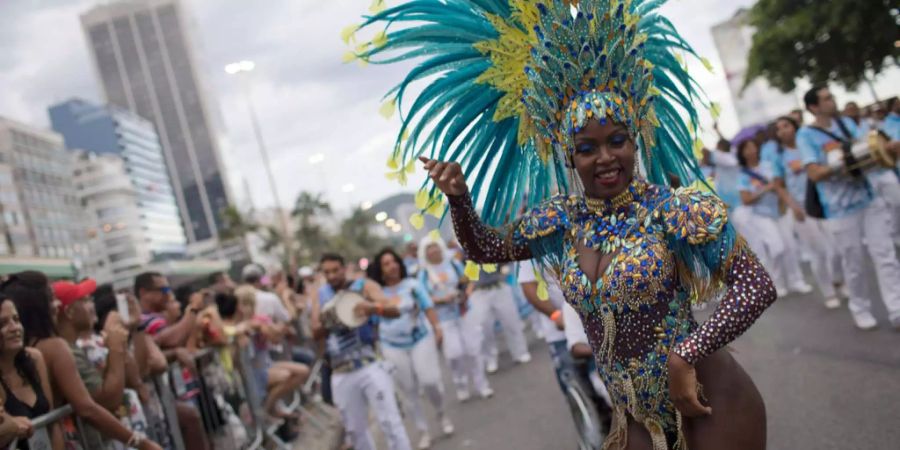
[346,0,716,226]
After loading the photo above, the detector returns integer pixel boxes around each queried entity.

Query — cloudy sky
[1,0,895,214]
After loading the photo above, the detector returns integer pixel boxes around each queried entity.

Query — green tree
[218,205,258,241]
[291,191,333,265]
[329,207,392,263]
[744,0,898,92]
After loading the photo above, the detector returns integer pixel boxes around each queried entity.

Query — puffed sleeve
[447,192,571,264]
[658,187,777,365]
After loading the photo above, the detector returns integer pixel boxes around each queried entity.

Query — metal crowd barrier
[11,329,320,450]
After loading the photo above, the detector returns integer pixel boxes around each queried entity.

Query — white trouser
[822,199,900,324]
[331,362,411,450]
[870,170,900,241]
[440,314,489,394]
[381,335,446,434]
[470,283,530,363]
[778,213,838,298]
[739,212,805,291]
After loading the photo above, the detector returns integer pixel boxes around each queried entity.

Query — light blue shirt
[883,113,900,141]
[419,260,465,322]
[797,116,872,218]
[710,150,741,211]
[378,278,433,349]
[318,279,378,367]
[738,159,781,219]
[764,143,807,205]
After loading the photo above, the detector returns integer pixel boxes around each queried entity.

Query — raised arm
[421,157,568,264]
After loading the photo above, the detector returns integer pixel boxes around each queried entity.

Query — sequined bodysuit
[448,180,776,450]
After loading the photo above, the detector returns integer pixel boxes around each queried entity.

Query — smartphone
[116,293,130,326]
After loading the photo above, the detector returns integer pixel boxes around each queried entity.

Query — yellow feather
[387,154,400,170]
[464,261,481,281]
[340,24,359,45]
[341,51,356,63]
[536,280,549,301]
[369,0,386,14]
[415,190,429,209]
[428,229,442,241]
[379,98,396,119]
[426,202,445,218]
[409,213,425,230]
[482,264,497,273]
[701,57,714,73]
[710,102,721,120]
[372,31,388,48]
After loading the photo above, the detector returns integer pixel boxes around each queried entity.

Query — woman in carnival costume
[349,1,774,448]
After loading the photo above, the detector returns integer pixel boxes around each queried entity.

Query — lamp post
[225,60,295,269]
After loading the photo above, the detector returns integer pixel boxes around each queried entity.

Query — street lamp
[224,59,294,267]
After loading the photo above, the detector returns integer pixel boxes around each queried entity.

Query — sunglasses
[150,286,173,295]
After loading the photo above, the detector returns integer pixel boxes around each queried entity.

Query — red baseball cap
[52,279,97,308]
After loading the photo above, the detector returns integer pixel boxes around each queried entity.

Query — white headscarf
[418,235,449,268]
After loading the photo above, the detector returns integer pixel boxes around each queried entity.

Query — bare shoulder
[25,346,45,362]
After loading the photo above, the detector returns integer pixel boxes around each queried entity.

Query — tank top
[1,371,50,450]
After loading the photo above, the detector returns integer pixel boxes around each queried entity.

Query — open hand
[419,156,468,197]
[667,352,712,418]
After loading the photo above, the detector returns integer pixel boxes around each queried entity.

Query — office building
[711,8,799,127]
[81,0,231,245]
[49,98,187,261]
[0,117,86,259]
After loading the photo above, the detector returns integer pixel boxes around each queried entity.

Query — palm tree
[291,191,333,264]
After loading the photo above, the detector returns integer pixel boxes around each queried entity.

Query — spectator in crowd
[310,253,411,450]
[843,101,863,128]
[241,265,291,326]
[469,263,531,373]
[229,286,309,419]
[3,271,162,450]
[0,291,58,450]
[368,248,453,448]
[884,97,900,140]
[417,235,492,402]
[768,116,844,309]
[402,242,420,276]
[800,86,900,330]
[737,139,812,297]
[90,285,167,383]
[789,108,804,126]
[134,272,212,450]
[208,271,236,296]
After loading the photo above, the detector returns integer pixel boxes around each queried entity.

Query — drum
[826,130,895,175]
[321,290,368,329]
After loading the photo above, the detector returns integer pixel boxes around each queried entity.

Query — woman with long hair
[770,116,844,308]
[736,139,813,297]
[367,248,453,449]
[354,1,778,448]
[228,286,309,419]
[0,292,59,450]
[417,235,492,402]
[2,271,162,450]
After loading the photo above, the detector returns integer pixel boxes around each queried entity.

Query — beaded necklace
[579,181,648,254]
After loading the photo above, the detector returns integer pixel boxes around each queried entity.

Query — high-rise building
[49,98,187,261]
[0,117,87,259]
[80,0,231,245]
[711,8,799,128]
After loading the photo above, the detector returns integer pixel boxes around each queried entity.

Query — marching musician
[799,86,900,330]
[309,253,412,450]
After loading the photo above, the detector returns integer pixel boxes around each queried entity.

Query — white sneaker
[456,390,470,402]
[516,353,532,364]
[775,284,788,298]
[789,282,813,295]
[823,297,841,310]
[486,358,498,374]
[852,311,878,331]
[417,432,431,449]
[441,417,455,436]
[479,387,494,399]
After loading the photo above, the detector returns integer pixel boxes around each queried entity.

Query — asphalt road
[366,287,899,450]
